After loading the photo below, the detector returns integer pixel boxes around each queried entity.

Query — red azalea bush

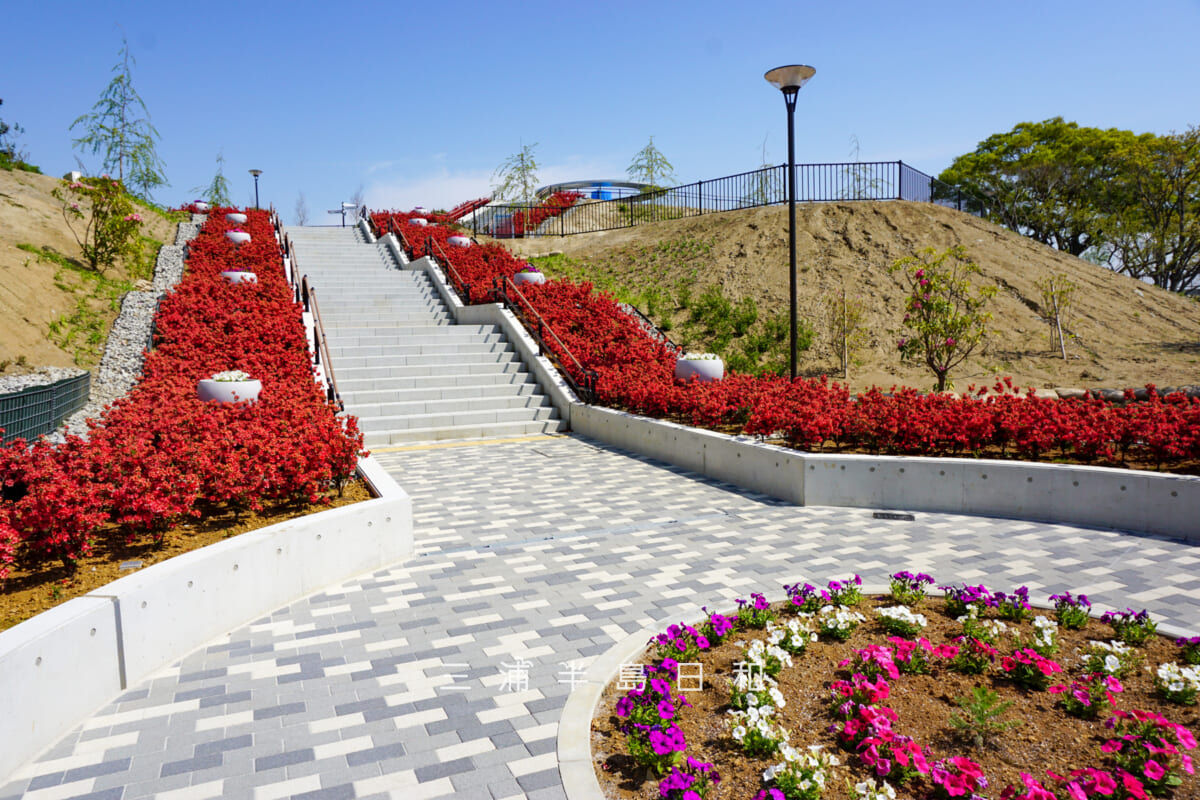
[370,207,1200,472]
[0,209,364,575]
[501,190,584,237]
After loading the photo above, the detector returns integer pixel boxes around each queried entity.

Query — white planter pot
[193,201,210,212]
[413,206,429,215]
[513,271,546,287]
[409,218,428,227]
[447,235,471,248]
[220,271,258,284]
[197,378,262,404]
[225,212,248,225]
[675,356,724,383]
[225,231,251,245]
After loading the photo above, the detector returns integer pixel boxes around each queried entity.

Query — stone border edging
[558,586,1200,800]
[0,455,412,783]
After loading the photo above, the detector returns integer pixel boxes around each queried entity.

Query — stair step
[324,327,502,345]
[362,418,567,447]
[335,360,529,380]
[328,350,520,368]
[347,392,551,419]
[328,341,513,358]
[323,318,458,329]
[336,371,536,393]
[340,380,539,405]
[320,311,453,323]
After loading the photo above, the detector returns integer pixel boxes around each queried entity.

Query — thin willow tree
[70,35,167,200]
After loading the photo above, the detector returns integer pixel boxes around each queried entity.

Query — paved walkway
[3,435,1199,800]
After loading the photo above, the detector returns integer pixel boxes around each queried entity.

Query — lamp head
[764,64,816,95]
[249,169,263,177]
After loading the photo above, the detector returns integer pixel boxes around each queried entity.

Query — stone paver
[2,435,1198,799]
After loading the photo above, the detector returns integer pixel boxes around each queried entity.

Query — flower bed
[498,190,584,237]
[371,206,1200,473]
[445,196,491,222]
[0,208,364,579]
[593,576,1199,800]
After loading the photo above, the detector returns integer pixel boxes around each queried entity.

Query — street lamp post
[764,64,815,381]
[249,169,262,209]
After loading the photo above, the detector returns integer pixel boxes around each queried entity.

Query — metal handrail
[495,276,598,404]
[381,215,414,257]
[301,276,344,410]
[427,236,472,303]
[285,236,304,307]
[618,302,680,354]
[363,208,380,240]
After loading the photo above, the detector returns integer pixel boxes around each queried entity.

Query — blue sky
[4,0,1198,223]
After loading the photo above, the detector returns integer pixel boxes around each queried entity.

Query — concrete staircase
[284,226,565,446]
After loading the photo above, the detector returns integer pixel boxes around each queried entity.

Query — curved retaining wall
[390,228,1200,544]
[0,456,412,782]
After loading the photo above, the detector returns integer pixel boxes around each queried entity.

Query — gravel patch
[0,366,88,395]
[48,214,206,440]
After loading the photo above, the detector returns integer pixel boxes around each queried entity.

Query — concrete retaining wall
[401,235,1200,542]
[571,404,1200,542]
[0,456,412,782]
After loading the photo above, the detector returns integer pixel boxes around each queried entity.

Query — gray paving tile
[255,748,315,772]
[8,435,1200,800]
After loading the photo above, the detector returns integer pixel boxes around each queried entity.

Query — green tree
[841,135,883,200]
[192,151,232,207]
[939,118,1137,256]
[745,135,783,206]
[51,175,143,272]
[1033,272,1077,359]
[0,97,35,171]
[1104,127,1200,293]
[491,142,540,204]
[824,289,870,379]
[627,136,676,190]
[889,246,997,392]
[70,36,168,200]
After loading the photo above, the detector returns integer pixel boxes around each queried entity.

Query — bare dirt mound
[0,169,177,374]
[497,201,1200,393]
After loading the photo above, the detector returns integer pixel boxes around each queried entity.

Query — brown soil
[592,595,1200,800]
[496,202,1200,395]
[0,480,372,631]
[0,168,177,373]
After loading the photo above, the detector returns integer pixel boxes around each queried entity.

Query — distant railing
[470,161,988,237]
[0,372,91,442]
[494,276,598,403]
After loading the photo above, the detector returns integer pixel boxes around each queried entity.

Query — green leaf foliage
[888,246,997,392]
[70,35,168,200]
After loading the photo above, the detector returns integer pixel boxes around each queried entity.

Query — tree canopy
[491,142,540,204]
[940,118,1200,293]
[627,136,676,189]
[192,152,232,208]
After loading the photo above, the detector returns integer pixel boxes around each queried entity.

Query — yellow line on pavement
[368,433,569,454]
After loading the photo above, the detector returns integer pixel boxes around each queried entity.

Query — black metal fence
[471,161,989,238]
[0,372,91,442]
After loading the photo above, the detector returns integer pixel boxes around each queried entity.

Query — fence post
[897,160,903,201]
